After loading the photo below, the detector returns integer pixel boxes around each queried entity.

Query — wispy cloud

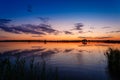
[0,24,46,34]
[90,27,95,29]
[38,17,49,23]
[0,18,59,35]
[32,35,42,37]
[0,19,12,25]
[78,36,91,38]
[78,30,93,34]
[108,30,120,33]
[87,30,93,33]
[78,31,84,33]
[95,36,113,39]
[78,36,113,39]
[63,31,73,35]
[102,26,111,29]
[0,36,9,38]
[73,23,84,30]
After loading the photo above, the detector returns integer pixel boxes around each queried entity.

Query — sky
[0,0,120,40]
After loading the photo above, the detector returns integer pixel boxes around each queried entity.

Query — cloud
[36,24,58,34]
[90,27,95,29]
[0,24,46,34]
[78,31,84,33]
[78,36,113,39]
[0,36,9,38]
[63,31,73,35]
[95,36,113,39]
[0,18,61,35]
[73,23,84,30]
[85,30,93,33]
[0,24,59,35]
[87,30,93,33]
[78,36,91,38]
[0,19,12,25]
[0,18,59,35]
[0,25,21,34]
[108,30,120,33]
[102,26,111,29]
[32,35,42,37]
[78,30,93,34]
[38,17,49,23]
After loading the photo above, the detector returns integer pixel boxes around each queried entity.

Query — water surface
[0,42,120,80]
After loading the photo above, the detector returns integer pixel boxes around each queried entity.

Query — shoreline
[0,40,120,43]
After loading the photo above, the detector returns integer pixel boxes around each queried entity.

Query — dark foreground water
[0,42,120,80]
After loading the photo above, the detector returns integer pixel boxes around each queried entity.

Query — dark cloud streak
[32,35,42,37]
[108,30,120,33]
[0,25,46,34]
[95,36,113,39]
[38,17,49,23]
[78,36,113,39]
[74,23,84,30]
[102,26,111,29]
[0,19,12,25]
[0,36,9,38]
[0,18,59,35]
[64,31,73,35]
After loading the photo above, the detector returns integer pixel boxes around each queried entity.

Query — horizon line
[0,40,120,43]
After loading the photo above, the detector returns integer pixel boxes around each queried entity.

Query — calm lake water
[0,42,120,80]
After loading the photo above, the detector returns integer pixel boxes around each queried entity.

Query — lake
[0,42,120,80]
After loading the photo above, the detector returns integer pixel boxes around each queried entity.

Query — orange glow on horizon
[0,30,120,40]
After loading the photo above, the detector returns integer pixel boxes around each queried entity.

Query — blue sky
[0,0,120,18]
[0,0,120,40]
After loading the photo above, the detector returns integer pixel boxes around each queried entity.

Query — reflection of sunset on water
[0,42,120,52]
[0,42,120,80]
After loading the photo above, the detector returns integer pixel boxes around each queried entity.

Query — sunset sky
[0,0,120,40]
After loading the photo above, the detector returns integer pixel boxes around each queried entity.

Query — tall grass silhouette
[0,57,59,80]
[105,48,120,79]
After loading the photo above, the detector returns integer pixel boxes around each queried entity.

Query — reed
[105,48,120,79]
[0,57,59,80]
